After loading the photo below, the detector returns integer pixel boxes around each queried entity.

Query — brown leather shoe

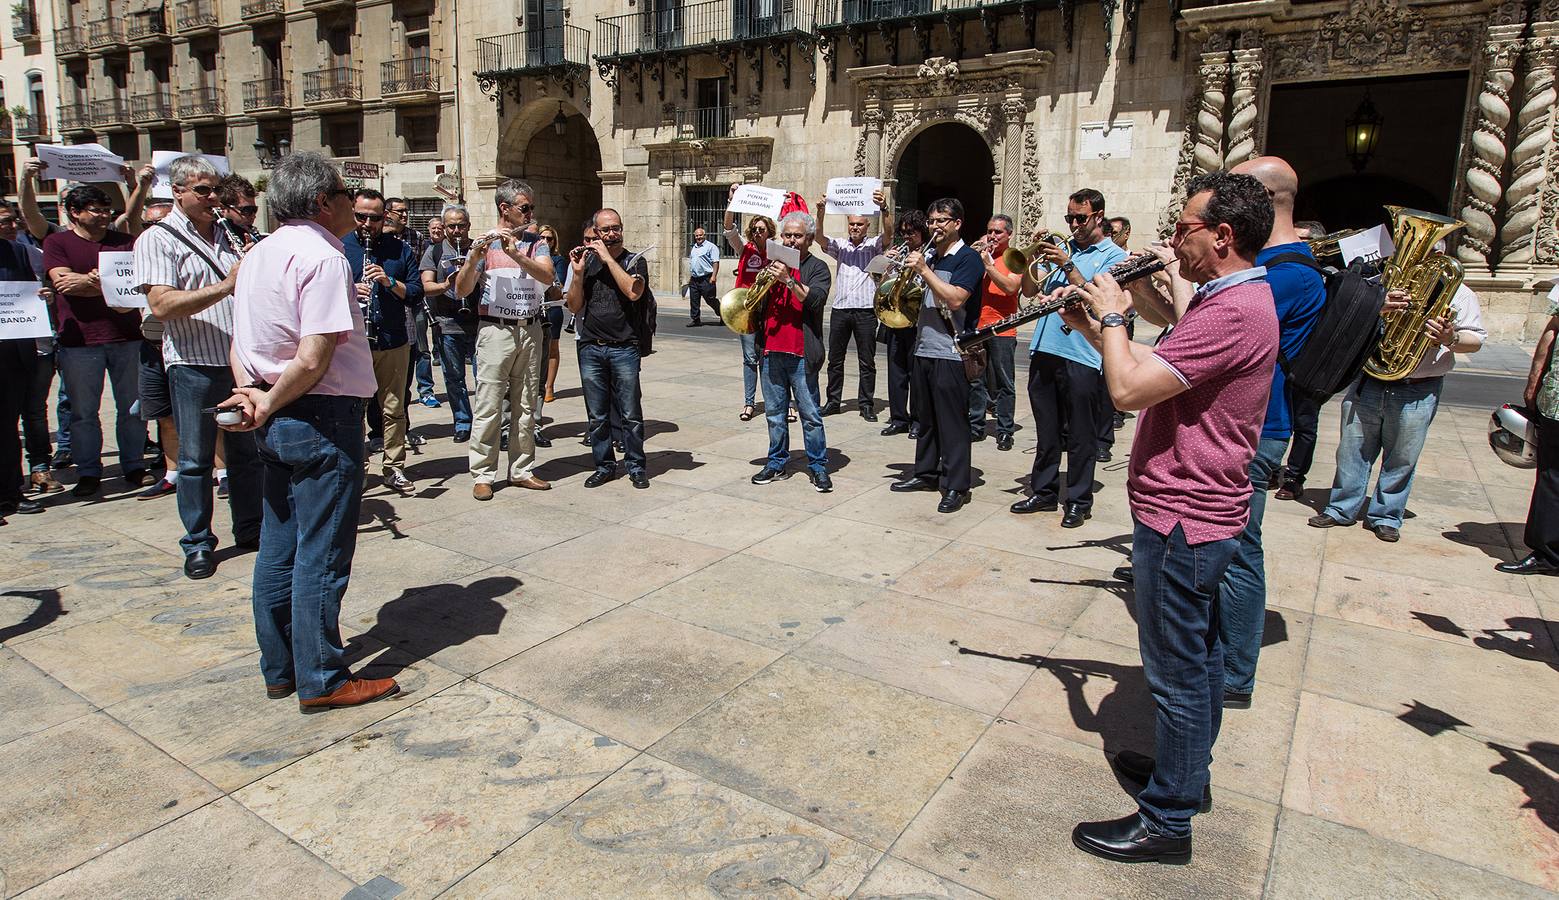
[513,475,551,491]
[473,482,494,501]
[266,682,295,699]
[298,676,399,714]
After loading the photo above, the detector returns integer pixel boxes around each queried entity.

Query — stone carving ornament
[1265,0,1481,81]
[1500,36,1558,266]
[1458,40,1522,271]
[1020,124,1043,231]
[1224,48,1263,167]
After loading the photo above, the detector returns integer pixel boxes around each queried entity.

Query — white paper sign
[0,282,51,339]
[765,239,801,269]
[726,184,786,220]
[864,255,895,276]
[825,177,881,215]
[98,251,144,309]
[483,269,544,319]
[151,150,231,200]
[1338,225,1395,266]
[36,143,125,183]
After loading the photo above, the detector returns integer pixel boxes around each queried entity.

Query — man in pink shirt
[1060,171,1279,865]
[218,151,397,715]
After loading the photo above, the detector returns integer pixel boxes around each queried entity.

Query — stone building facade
[458,0,1559,340]
[4,0,62,211]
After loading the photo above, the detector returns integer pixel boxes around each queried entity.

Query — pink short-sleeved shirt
[232,220,376,398]
[1127,276,1279,544]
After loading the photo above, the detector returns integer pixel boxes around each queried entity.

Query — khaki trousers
[469,318,543,483]
[371,345,410,476]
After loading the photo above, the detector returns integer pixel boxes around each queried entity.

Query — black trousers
[1027,351,1101,508]
[689,275,718,321]
[24,349,54,470]
[884,325,915,426]
[1,339,38,504]
[1525,413,1559,566]
[1282,389,1324,481]
[826,307,877,410]
[911,355,972,493]
[1095,377,1116,450]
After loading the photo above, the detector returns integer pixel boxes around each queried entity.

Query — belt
[479,314,541,326]
[1402,375,1444,385]
[690,273,713,281]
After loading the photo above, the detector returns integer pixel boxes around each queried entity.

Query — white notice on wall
[825,177,882,215]
[98,251,144,309]
[151,150,231,200]
[726,184,786,220]
[1546,280,1559,304]
[1338,225,1396,267]
[1079,121,1134,161]
[483,269,545,319]
[765,239,801,269]
[0,282,52,339]
[36,143,125,183]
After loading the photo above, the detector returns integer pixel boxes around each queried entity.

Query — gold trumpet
[1002,231,1068,284]
[1306,227,1366,263]
[874,242,923,329]
[719,267,779,334]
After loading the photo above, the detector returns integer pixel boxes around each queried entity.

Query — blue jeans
[1217,437,1287,695]
[760,352,828,472]
[56,341,144,478]
[168,364,263,555]
[578,342,646,474]
[1133,520,1238,838]
[54,369,71,454]
[1323,376,1442,529]
[741,332,759,407]
[251,395,366,700]
[438,331,478,433]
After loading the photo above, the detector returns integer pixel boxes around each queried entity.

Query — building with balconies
[1,0,58,210]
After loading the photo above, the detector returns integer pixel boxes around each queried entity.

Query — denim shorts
[545,305,565,341]
[138,339,172,421]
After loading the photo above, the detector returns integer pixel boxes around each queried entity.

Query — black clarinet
[956,254,1168,352]
[359,226,380,346]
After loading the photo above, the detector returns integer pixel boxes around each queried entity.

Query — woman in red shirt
[721,204,777,421]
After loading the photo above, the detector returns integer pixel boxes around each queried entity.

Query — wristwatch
[1059,261,1077,275]
[1100,312,1127,328]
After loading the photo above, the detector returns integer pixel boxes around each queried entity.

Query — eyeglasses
[81,206,113,216]
[1170,220,1213,242]
[596,225,623,233]
[233,205,259,216]
[1064,213,1094,224]
[927,216,956,226]
[355,212,385,222]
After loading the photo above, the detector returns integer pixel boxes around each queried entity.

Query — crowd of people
[2,148,1557,861]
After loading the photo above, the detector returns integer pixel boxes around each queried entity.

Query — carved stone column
[1499,30,1558,268]
[1001,97,1026,231]
[1458,31,1523,274]
[1223,43,1264,167]
[861,108,885,179]
[1194,43,1232,175]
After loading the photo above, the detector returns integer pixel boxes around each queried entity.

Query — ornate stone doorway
[894,122,995,245]
[495,99,603,251]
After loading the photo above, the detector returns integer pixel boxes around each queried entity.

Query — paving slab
[0,647,92,747]
[510,524,730,602]
[745,514,949,588]
[620,489,812,551]
[891,542,1120,630]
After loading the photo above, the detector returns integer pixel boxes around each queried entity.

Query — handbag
[933,302,986,382]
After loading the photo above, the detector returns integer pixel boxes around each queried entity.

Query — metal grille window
[407,197,442,235]
[684,186,727,258]
[399,110,438,154]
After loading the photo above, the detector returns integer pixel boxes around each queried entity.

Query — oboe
[956,253,1169,352]
[359,226,380,345]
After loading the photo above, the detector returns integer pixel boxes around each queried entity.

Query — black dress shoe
[453,431,471,444]
[970,430,987,442]
[533,431,553,448]
[0,498,43,515]
[880,422,909,436]
[820,401,841,416]
[937,489,969,514]
[184,550,216,580]
[1062,503,1091,528]
[1111,750,1212,813]
[861,408,879,422]
[629,471,650,489]
[1073,813,1192,865]
[1496,554,1559,576]
[1097,447,1113,462]
[1010,495,1057,514]
[890,476,938,493]
[1223,690,1253,709]
[996,433,1013,451]
[908,424,922,439]
[1112,565,1134,583]
[584,468,617,488]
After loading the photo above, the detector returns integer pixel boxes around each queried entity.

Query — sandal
[740,405,756,421]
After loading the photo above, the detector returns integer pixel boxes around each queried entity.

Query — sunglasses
[178,184,218,197]
[355,212,385,222]
[232,205,259,216]
[1064,213,1094,224]
[445,222,470,230]
[506,203,534,215]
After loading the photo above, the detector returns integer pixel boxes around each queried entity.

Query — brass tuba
[1364,206,1467,382]
[720,266,778,334]
[874,242,923,328]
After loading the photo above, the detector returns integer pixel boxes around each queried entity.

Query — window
[684,186,727,255]
[399,110,437,154]
[325,114,361,158]
[26,73,45,131]
[406,197,442,235]
[149,129,181,152]
[195,126,225,155]
[692,77,730,138]
[404,10,430,58]
[260,37,283,82]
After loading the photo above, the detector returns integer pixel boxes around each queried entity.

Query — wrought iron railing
[242,78,290,111]
[596,0,816,57]
[127,8,170,40]
[87,17,125,46]
[131,90,176,122]
[175,0,219,31]
[239,0,282,17]
[89,97,132,126]
[380,56,439,94]
[475,25,590,73]
[54,25,85,52]
[13,112,47,139]
[178,86,224,117]
[302,66,361,103]
[675,104,734,139]
[57,103,90,131]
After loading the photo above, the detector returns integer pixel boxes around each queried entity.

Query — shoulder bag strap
[152,221,228,281]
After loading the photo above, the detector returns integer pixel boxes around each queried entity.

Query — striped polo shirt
[133,205,240,368]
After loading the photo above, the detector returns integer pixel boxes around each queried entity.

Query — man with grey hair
[218,151,397,713]
[420,203,480,441]
[749,209,833,491]
[453,179,555,500]
[136,154,260,580]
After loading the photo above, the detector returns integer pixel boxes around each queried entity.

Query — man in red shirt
[972,215,1021,450]
[1063,171,1279,865]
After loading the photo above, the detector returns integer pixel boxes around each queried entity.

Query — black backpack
[636,283,657,357]
[1264,253,1385,401]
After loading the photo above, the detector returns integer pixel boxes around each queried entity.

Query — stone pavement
[2,330,1556,899]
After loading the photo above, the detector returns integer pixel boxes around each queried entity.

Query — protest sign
[0,282,51,339]
[36,143,124,183]
[825,177,881,215]
[1338,225,1395,267]
[151,151,231,200]
[99,251,144,309]
[765,239,801,269]
[483,269,545,319]
[726,184,786,220]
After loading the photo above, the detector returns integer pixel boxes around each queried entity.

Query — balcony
[380,56,441,103]
[89,97,133,129]
[178,85,225,119]
[55,24,86,56]
[12,3,37,42]
[131,90,177,125]
[302,66,361,107]
[174,0,219,34]
[57,103,92,133]
[239,0,282,20]
[595,0,816,58]
[13,112,49,141]
[87,18,126,49]
[127,8,171,44]
[242,77,290,114]
[673,104,734,140]
[300,0,350,9]
[815,0,1060,69]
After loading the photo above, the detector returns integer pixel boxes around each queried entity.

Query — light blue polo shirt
[688,239,719,277]
[1028,237,1129,369]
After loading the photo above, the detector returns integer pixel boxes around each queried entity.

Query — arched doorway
[496,100,603,251]
[894,122,994,245]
